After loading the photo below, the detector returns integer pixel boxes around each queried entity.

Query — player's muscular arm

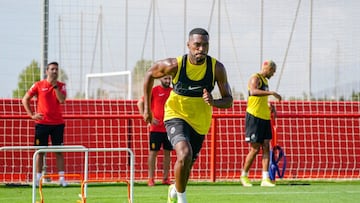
[204,61,233,108]
[143,58,178,123]
[248,76,282,101]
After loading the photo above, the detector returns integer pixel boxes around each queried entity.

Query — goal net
[85,71,132,99]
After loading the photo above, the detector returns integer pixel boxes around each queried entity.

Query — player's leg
[241,142,261,186]
[34,124,50,186]
[148,150,158,186]
[261,140,275,187]
[165,119,192,203]
[260,119,275,187]
[260,139,274,186]
[148,132,161,186]
[173,140,193,191]
[241,113,261,187]
[162,132,173,185]
[172,123,205,203]
[243,143,261,172]
[36,153,45,185]
[50,124,67,186]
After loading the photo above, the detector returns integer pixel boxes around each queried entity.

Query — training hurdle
[39,174,83,203]
[0,145,87,184]
[80,179,131,203]
[31,147,134,203]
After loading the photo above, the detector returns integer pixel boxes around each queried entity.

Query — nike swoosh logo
[158,93,165,96]
[188,86,202,90]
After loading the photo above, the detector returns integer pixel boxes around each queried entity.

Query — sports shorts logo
[170,127,176,134]
[251,133,256,141]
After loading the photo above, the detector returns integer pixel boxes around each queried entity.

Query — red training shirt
[149,85,172,132]
[27,80,66,125]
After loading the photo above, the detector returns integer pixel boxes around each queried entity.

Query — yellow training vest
[246,73,271,120]
[164,55,216,134]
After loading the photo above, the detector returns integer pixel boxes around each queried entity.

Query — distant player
[137,75,173,186]
[22,61,68,187]
[240,60,281,187]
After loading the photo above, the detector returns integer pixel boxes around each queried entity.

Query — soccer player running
[22,61,68,187]
[142,28,233,203]
[240,60,282,187]
[137,75,173,187]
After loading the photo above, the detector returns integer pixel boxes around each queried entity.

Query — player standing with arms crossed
[240,60,282,187]
[22,61,68,187]
[137,75,173,186]
[142,28,233,203]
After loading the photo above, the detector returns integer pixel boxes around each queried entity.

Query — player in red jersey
[137,75,173,186]
[22,61,68,187]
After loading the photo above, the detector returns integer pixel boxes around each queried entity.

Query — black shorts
[149,131,173,151]
[245,112,272,143]
[34,124,65,146]
[165,118,205,162]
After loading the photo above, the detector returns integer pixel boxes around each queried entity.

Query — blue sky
[0,1,40,98]
[0,0,359,99]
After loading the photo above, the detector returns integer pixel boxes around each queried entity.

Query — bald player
[240,60,282,187]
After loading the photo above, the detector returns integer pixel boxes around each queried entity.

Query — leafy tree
[131,59,153,99]
[58,66,69,84]
[351,91,360,101]
[12,60,40,98]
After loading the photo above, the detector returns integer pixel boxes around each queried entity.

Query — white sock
[59,171,65,182]
[170,185,177,198]
[177,191,188,203]
[36,173,42,182]
[262,171,269,180]
[241,170,248,177]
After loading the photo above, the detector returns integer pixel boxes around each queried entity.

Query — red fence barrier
[0,99,359,183]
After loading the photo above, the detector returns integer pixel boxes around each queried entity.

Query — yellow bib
[164,55,216,134]
[246,73,271,120]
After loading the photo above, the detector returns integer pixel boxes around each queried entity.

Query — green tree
[132,59,153,99]
[58,66,69,84]
[12,60,40,98]
[351,91,360,101]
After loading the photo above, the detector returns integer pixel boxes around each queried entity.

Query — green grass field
[1,180,359,203]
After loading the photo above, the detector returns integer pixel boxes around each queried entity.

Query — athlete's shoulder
[32,80,48,90]
[36,79,48,85]
[251,73,260,78]
[176,55,186,63]
[152,85,161,92]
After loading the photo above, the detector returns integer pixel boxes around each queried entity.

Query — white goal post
[85,71,132,99]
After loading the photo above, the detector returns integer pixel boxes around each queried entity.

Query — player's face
[160,76,171,88]
[266,67,276,79]
[46,64,59,80]
[187,34,209,64]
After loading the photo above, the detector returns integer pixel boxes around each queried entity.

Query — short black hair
[47,61,58,69]
[189,28,209,37]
